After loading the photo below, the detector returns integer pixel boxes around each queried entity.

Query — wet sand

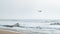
[0,29,21,34]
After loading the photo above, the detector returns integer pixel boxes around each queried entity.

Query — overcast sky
[0,0,60,19]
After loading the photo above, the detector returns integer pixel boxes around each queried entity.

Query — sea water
[0,19,60,34]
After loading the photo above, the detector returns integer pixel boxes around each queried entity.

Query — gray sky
[0,0,60,19]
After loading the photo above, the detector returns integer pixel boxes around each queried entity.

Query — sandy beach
[0,29,21,34]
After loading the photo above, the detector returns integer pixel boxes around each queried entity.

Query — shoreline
[0,28,33,34]
[0,29,20,34]
[0,27,60,34]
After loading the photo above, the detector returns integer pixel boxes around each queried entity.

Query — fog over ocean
[0,0,60,34]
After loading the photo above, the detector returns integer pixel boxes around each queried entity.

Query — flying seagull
[38,10,42,12]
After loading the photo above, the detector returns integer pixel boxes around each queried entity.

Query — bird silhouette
[38,10,42,12]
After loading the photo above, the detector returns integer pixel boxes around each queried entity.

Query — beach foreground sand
[0,29,21,34]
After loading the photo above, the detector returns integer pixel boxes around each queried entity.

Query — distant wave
[0,19,60,23]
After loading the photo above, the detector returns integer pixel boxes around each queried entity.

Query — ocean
[0,19,60,34]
